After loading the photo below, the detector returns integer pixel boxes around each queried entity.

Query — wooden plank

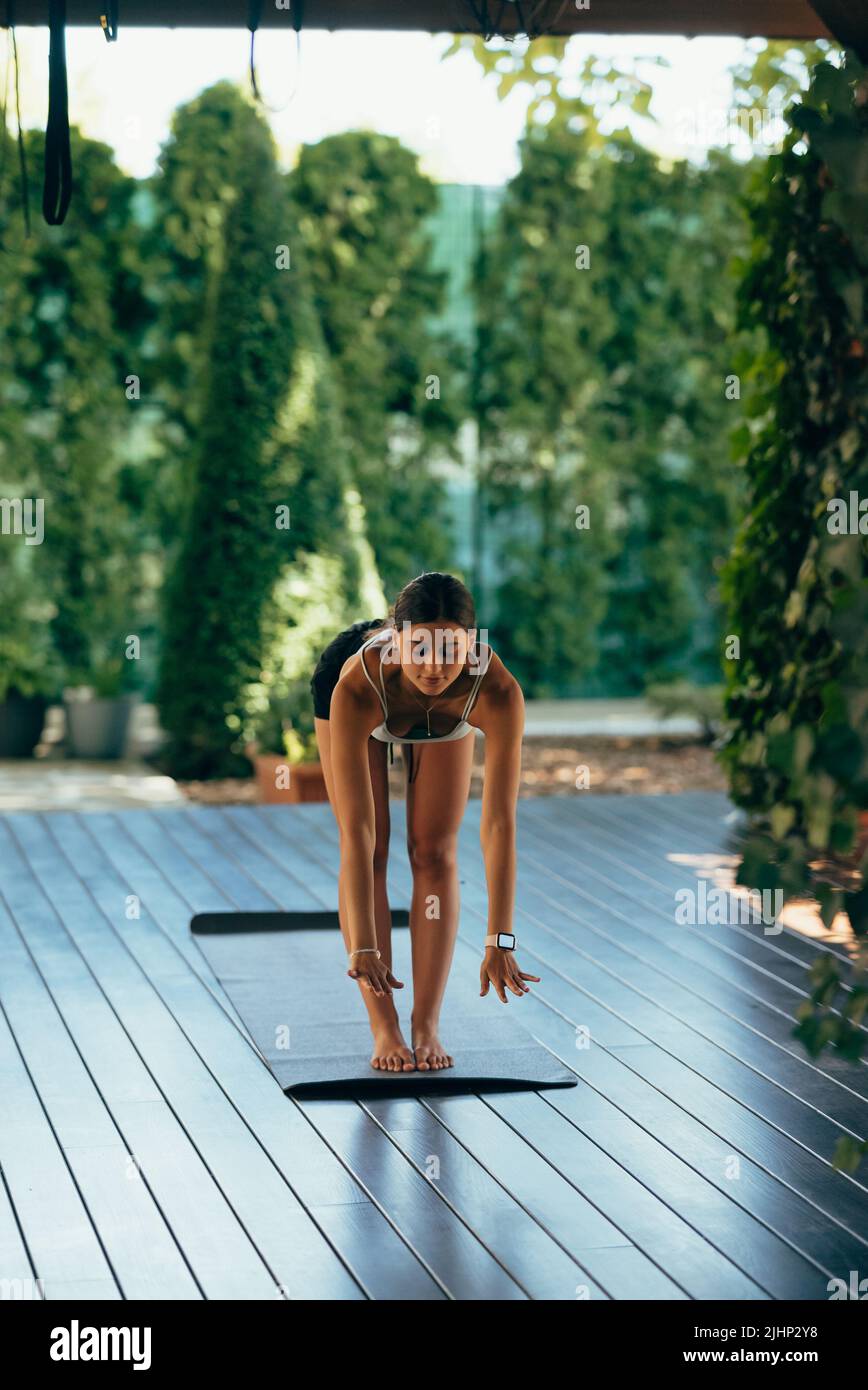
[77,812,446,1300]
[83,812,261,1054]
[533,1079,830,1299]
[310,801,862,1142]
[300,1098,530,1300]
[0,892,200,1300]
[259,810,773,1293]
[467,847,868,1226]
[151,809,278,911]
[528,794,856,975]
[296,806,868,1278]
[504,807,868,1112]
[503,799,868,1074]
[6,811,353,1300]
[0,997,120,1301]
[232,809,667,1297]
[543,1039,868,1282]
[0,1172,42,1299]
[223,805,345,908]
[453,822,868,1209]
[362,1095,614,1299]
[178,806,602,1296]
[184,806,326,911]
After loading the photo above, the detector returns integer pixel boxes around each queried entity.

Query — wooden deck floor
[1,791,866,1301]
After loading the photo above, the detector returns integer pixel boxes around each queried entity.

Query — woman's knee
[407,834,458,875]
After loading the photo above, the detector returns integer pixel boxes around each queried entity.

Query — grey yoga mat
[191,912,577,1098]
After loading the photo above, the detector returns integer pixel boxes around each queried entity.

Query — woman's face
[390,621,474,695]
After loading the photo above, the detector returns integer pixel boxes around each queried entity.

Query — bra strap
[460,641,491,721]
[358,633,389,721]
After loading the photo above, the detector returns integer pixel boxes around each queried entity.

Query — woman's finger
[518,971,541,982]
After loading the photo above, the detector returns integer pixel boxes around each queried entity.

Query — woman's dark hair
[388,572,476,630]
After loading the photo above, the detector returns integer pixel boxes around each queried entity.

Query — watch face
[497,932,516,950]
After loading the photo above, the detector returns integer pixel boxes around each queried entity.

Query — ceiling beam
[1,0,833,38]
[806,0,868,60]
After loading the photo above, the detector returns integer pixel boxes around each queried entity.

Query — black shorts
[310,617,387,720]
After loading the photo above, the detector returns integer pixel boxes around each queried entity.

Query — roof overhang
[0,0,836,39]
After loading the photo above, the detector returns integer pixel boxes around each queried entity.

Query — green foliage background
[1,38,854,798]
[0,128,152,692]
[287,131,460,595]
[719,53,868,1102]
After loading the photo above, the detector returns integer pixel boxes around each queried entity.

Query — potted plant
[0,560,62,757]
[64,656,138,761]
[245,683,327,804]
[0,636,61,757]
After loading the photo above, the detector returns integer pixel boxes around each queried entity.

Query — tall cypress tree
[156,106,369,777]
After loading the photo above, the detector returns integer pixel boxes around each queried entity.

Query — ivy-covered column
[721,53,868,1118]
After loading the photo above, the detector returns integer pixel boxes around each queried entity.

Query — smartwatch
[485,932,516,950]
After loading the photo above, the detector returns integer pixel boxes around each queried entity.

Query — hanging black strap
[247,0,263,100]
[43,0,72,225]
[100,1,119,41]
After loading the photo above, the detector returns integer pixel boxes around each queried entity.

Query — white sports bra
[358,627,491,744]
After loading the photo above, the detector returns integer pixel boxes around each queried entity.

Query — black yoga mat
[191,912,577,1098]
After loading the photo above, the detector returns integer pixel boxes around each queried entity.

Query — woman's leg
[315,716,415,1072]
[404,733,476,1070]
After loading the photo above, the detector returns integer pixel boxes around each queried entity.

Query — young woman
[311,571,540,1075]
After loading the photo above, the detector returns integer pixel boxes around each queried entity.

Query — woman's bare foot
[370,1022,416,1072]
[411,1021,454,1071]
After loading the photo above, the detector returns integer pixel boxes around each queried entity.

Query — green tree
[592,146,753,692]
[0,127,151,688]
[473,121,750,695]
[143,83,273,555]
[472,123,618,694]
[155,104,374,778]
[729,37,841,109]
[287,131,459,593]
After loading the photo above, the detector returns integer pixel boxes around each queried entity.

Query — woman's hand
[479,946,540,1003]
[347,952,404,998]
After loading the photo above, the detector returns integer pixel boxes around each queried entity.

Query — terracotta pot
[254,754,328,804]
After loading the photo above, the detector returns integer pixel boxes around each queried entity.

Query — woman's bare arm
[476,664,540,1001]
